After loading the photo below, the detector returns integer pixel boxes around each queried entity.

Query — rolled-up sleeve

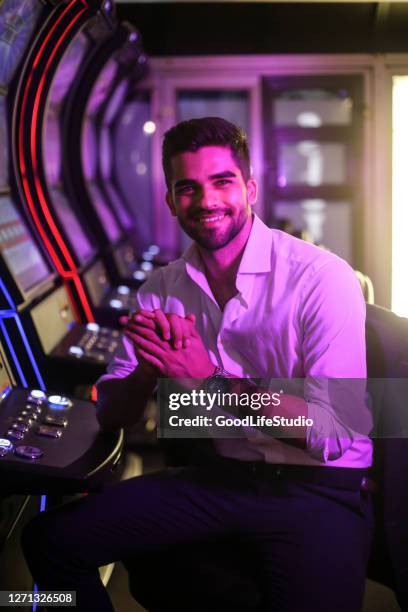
[299,259,372,461]
[96,270,164,387]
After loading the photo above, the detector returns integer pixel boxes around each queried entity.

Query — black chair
[366,304,408,611]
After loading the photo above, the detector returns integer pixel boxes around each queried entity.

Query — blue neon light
[0,278,45,389]
[1,385,11,400]
[40,495,47,512]
[0,319,27,387]
[14,316,45,390]
[0,279,15,310]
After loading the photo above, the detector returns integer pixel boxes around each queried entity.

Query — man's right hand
[122,309,196,348]
[119,309,197,377]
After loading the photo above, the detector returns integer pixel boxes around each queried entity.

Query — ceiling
[115,3,408,55]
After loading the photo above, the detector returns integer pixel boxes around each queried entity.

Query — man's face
[166,145,257,251]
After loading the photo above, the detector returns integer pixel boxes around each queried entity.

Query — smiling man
[22,117,373,612]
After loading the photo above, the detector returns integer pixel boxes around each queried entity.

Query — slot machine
[65,23,151,287]
[0,340,123,495]
[1,0,126,392]
[13,12,152,328]
[1,115,122,392]
[0,333,123,601]
[0,329,125,597]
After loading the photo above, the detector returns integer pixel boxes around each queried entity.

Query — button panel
[2,390,71,457]
[67,327,120,364]
[37,426,63,439]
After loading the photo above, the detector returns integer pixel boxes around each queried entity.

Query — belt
[203,457,375,492]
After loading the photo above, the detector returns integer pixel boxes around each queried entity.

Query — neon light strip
[18,0,95,322]
[0,319,28,387]
[1,276,45,388]
[72,275,94,322]
[13,316,45,390]
[0,279,15,311]
[392,76,408,317]
[31,8,84,272]
[0,310,14,317]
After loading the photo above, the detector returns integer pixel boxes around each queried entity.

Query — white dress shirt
[98,214,373,468]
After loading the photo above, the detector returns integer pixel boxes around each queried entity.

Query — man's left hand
[124,312,215,379]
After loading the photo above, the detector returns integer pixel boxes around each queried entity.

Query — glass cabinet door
[262,75,363,268]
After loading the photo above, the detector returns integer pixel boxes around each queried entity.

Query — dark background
[116,3,408,56]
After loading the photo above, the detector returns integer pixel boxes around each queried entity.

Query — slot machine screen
[48,33,89,105]
[87,59,118,116]
[0,195,50,293]
[103,79,128,126]
[100,126,112,180]
[43,107,62,186]
[104,182,133,231]
[100,127,133,230]
[0,97,9,189]
[87,183,121,243]
[82,120,122,241]
[82,117,98,182]
[0,0,43,89]
[49,189,95,264]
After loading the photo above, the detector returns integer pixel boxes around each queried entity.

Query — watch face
[206,376,229,397]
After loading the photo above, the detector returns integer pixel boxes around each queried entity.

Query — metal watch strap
[211,366,231,378]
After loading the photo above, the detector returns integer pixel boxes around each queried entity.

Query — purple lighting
[277,175,287,188]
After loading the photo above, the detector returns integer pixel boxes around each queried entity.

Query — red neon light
[72,275,95,323]
[91,385,97,402]
[18,0,95,323]
[17,1,79,276]
[30,8,85,271]
[21,176,66,276]
[63,278,82,323]
[33,0,77,70]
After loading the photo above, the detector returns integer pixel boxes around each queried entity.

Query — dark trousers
[21,464,374,612]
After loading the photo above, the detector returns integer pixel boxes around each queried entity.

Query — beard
[178,206,250,251]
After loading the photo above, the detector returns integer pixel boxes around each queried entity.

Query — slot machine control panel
[51,322,121,365]
[103,284,139,312]
[0,387,123,493]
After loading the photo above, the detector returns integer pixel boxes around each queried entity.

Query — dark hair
[162,116,251,189]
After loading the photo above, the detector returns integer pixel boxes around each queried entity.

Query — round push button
[7,429,25,440]
[47,395,72,409]
[14,445,44,460]
[27,390,46,404]
[0,438,13,456]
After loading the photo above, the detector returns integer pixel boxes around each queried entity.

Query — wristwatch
[204,366,231,395]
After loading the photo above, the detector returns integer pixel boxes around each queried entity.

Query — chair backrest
[365,303,408,610]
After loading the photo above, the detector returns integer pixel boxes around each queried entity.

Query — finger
[186,313,196,325]
[179,319,194,348]
[128,309,156,323]
[124,331,167,359]
[119,315,129,327]
[167,314,183,349]
[125,326,168,349]
[131,315,156,330]
[154,309,171,340]
[137,349,164,373]
[137,309,156,319]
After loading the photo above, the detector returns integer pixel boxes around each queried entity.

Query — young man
[22,117,373,611]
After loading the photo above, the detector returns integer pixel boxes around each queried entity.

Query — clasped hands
[119,309,216,381]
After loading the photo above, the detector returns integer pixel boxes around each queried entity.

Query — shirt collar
[236,213,273,274]
[182,212,273,276]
